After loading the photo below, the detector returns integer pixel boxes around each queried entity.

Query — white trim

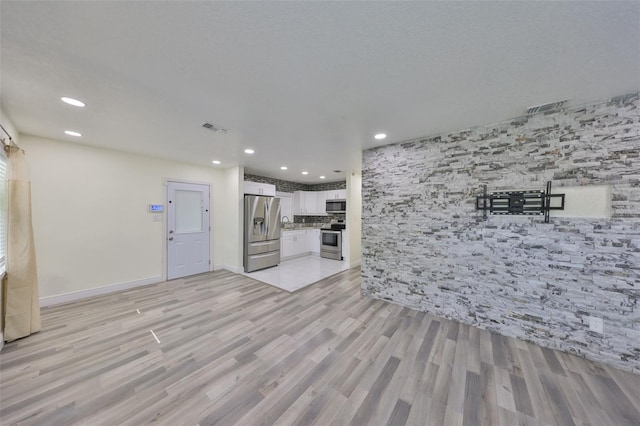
[223,265,243,274]
[213,263,225,271]
[39,275,163,307]
[0,332,4,350]
[164,179,213,281]
[350,259,361,269]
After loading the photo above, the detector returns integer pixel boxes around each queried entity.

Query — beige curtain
[3,147,40,341]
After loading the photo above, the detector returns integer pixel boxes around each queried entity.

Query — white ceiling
[1,1,638,183]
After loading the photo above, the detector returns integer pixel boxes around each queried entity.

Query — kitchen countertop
[281,223,326,230]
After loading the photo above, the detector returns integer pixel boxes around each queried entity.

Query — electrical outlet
[589,316,604,334]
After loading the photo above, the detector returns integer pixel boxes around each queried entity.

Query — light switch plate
[589,316,604,334]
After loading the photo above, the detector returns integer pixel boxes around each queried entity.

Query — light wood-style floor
[1,269,639,426]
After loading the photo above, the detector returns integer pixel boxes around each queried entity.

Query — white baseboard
[223,264,243,274]
[40,275,163,307]
[350,259,361,269]
[213,263,225,271]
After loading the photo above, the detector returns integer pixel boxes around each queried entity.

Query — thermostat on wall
[149,204,164,213]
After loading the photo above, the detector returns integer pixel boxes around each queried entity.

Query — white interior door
[167,181,210,280]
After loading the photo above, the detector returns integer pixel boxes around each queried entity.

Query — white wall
[21,135,240,300]
[220,166,244,273]
[346,170,362,268]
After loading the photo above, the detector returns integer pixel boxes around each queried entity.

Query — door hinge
[209,260,211,265]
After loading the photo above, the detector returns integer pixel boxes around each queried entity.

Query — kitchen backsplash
[282,222,326,230]
[312,181,348,191]
[294,215,330,224]
[244,173,346,192]
[361,93,640,372]
[292,213,345,224]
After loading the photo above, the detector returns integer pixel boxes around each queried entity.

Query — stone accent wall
[244,173,346,192]
[361,93,640,372]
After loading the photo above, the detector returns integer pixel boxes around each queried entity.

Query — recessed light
[64,130,82,137]
[61,97,85,107]
[319,176,326,179]
[244,149,255,154]
[301,171,308,175]
[280,166,288,170]
[212,160,221,165]
[374,133,387,140]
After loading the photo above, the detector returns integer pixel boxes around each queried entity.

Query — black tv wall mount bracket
[476,181,565,223]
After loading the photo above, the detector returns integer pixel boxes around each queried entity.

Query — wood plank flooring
[1,268,639,425]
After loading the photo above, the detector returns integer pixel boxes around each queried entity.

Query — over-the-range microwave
[326,199,346,213]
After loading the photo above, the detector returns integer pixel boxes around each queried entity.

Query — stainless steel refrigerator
[244,195,281,272]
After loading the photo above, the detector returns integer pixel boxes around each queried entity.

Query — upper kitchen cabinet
[244,181,276,197]
[316,191,328,211]
[293,191,327,215]
[293,189,346,215]
[326,189,347,200]
[293,191,316,215]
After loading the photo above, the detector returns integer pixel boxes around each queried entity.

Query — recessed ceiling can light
[61,97,85,107]
[212,160,221,165]
[301,171,308,175]
[319,176,326,179]
[280,166,288,170]
[374,133,387,140]
[244,149,255,154]
[64,130,82,137]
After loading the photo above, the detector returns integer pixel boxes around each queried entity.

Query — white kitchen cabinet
[293,191,306,214]
[304,192,317,214]
[309,229,321,254]
[316,191,328,213]
[281,230,308,260]
[281,232,294,259]
[326,189,347,200]
[293,191,324,215]
[244,181,276,196]
[292,232,307,256]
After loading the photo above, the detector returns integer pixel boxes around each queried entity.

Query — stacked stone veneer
[361,94,640,372]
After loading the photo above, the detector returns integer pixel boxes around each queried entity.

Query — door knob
[168,237,174,241]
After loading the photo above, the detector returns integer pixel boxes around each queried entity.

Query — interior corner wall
[21,135,231,300]
[221,166,243,273]
[361,94,640,373]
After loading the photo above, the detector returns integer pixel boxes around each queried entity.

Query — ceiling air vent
[202,122,228,133]
[526,99,569,115]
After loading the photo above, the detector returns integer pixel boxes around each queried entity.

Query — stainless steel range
[320,223,345,260]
